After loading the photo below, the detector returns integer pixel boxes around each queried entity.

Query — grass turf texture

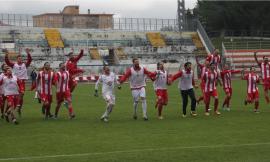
[0,80,270,162]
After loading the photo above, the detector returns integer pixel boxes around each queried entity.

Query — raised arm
[73,49,84,63]
[4,51,14,68]
[196,56,203,68]
[25,48,32,67]
[254,52,260,66]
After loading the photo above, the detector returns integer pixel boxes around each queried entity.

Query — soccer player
[151,62,169,120]
[202,63,222,116]
[119,58,153,121]
[206,49,221,70]
[4,48,32,116]
[169,62,198,117]
[242,66,260,113]
[65,50,84,93]
[220,63,241,111]
[36,62,54,119]
[0,63,8,119]
[0,67,20,125]
[196,56,210,104]
[254,52,270,103]
[54,63,75,119]
[94,66,119,122]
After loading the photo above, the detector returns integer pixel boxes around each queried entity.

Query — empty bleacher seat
[44,29,64,48]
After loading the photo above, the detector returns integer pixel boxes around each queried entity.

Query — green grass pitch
[0,80,270,162]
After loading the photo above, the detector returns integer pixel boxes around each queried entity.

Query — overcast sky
[0,0,197,18]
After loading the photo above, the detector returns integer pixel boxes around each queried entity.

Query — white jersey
[153,70,167,90]
[13,63,28,80]
[2,75,19,96]
[0,73,5,95]
[95,72,118,95]
[130,66,146,89]
[179,70,194,90]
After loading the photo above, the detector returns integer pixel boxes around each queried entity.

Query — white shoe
[226,108,231,111]
[158,116,164,120]
[103,118,109,122]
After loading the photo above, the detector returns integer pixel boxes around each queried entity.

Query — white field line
[1,142,270,161]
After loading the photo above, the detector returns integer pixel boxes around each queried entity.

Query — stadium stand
[89,48,101,60]
[146,32,166,47]
[44,28,64,48]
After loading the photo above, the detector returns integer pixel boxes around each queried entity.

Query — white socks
[142,99,147,118]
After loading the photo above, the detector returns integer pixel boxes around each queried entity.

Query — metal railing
[196,20,215,53]
[0,13,197,31]
[223,40,270,50]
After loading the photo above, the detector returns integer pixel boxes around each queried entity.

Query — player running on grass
[169,62,198,117]
[36,62,54,119]
[0,67,20,125]
[94,66,120,122]
[202,63,222,116]
[4,48,32,116]
[254,52,270,103]
[119,58,154,121]
[220,63,241,111]
[196,56,210,104]
[242,66,260,113]
[54,63,75,119]
[0,63,8,119]
[151,62,170,120]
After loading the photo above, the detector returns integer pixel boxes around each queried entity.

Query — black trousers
[181,88,196,115]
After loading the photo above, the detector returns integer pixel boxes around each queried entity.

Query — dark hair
[184,62,192,67]
[1,63,6,70]
[103,65,109,70]
[44,62,50,66]
[209,63,215,66]
[250,66,254,71]
[132,58,138,63]
[59,62,64,67]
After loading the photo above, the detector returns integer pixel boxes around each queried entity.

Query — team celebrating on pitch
[0,48,267,124]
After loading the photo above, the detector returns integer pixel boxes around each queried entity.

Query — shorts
[6,95,19,108]
[131,87,146,102]
[223,88,232,96]
[102,92,115,105]
[247,91,259,101]
[155,89,168,104]
[40,94,52,104]
[17,80,26,94]
[263,78,270,91]
[204,89,218,100]
[56,91,71,103]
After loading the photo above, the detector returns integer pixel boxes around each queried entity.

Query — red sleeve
[242,74,248,80]
[171,71,183,82]
[143,68,155,78]
[206,55,211,62]
[53,73,59,85]
[119,68,131,83]
[5,55,14,68]
[25,52,32,67]
[73,50,84,63]
[149,71,157,81]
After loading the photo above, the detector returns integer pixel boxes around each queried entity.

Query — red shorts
[204,89,218,98]
[224,88,232,96]
[155,89,168,105]
[57,91,71,103]
[263,78,270,90]
[6,95,19,108]
[40,94,52,104]
[17,80,26,94]
[68,79,77,89]
[247,91,259,101]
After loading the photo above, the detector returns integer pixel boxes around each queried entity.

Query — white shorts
[131,87,146,102]
[102,92,115,105]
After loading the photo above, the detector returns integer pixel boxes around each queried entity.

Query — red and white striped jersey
[203,70,218,92]
[259,62,270,80]
[220,70,240,89]
[55,70,70,93]
[198,64,207,79]
[37,70,54,95]
[243,73,259,93]
[0,73,5,95]
[206,54,221,69]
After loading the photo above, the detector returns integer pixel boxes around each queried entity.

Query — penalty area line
[1,142,270,161]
